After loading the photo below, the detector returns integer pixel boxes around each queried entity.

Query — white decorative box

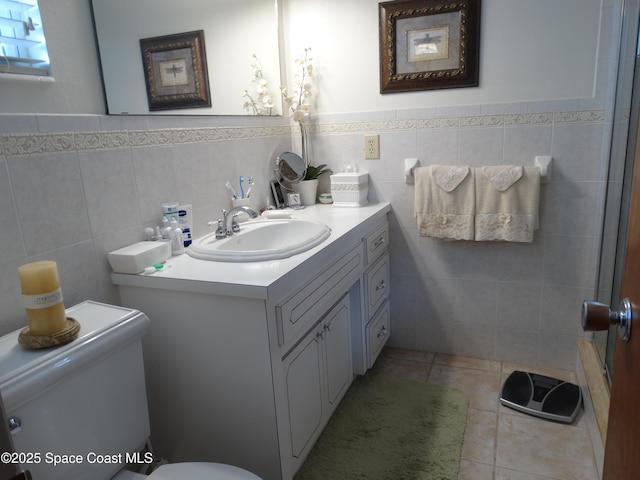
[330,172,369,207]
[108,241,171,274]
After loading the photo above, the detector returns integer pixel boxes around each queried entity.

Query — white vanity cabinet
[112,203,390,480]
[354,221,391,372]
[284,293,352,472]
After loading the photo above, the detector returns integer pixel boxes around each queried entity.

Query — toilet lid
[148,462,262,480]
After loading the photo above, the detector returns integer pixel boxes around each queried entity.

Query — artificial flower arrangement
[242,48,314,122]
[280,47,314,124]
[243,48,329,179]
[241,54,275,116]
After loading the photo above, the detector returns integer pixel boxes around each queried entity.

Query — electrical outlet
[364,134,380,159]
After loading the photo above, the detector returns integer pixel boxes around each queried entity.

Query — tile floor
[370,347,600,480]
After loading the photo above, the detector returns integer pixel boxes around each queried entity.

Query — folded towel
[475,165,540,242]
[414,166,474,240]
[483,165,523,191]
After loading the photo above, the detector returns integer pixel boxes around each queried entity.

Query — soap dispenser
[161,216,172,240]
[169,217,184,255]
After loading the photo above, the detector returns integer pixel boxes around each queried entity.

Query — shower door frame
[595,0,640,385]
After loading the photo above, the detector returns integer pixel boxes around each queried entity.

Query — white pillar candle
[18,261,67,336]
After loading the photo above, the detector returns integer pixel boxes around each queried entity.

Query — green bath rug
[295,375,469,480]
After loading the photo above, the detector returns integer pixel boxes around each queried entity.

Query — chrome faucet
[216,205,258,237]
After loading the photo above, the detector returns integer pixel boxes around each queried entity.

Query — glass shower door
[595,0,640,384]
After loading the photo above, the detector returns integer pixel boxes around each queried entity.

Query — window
[0,0,50,76]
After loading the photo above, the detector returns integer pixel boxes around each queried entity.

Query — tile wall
[0,104,610,370]
[0,114,291,333]
[309,106,610,370]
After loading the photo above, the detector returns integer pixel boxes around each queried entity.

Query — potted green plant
[295,163,332,206]
[304,163,332,180]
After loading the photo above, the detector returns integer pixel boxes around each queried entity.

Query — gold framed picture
[379,0,481,93]
[140,30,211,111]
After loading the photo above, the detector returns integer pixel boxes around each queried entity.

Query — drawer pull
[375,280,386,291]
[373,236,385,248]
[377,326,388,338]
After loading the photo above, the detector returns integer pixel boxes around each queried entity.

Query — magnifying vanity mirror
[271,152,307,209]
[91,0,282,116]
[276,152,307,185]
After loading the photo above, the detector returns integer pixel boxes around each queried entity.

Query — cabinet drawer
[276,242,364,347]
[365,252,390,318]
[364,221,388,266]
[366,299,390,368]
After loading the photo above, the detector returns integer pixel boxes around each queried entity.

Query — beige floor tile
[458,459,494,480]
[428,363,502,412]
[495,467,557,479]
[382,346,435,363]
[496,414,599,480]
[368,354,432,381]
[435,353,501,372]
[369,348,598,479]
[502,361,577,384]
[461,408,497,464]
[498,400,588,429]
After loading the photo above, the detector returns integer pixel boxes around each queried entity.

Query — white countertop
[112,202,391,300]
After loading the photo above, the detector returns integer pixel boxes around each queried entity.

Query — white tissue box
[330,172,369,207]
[108,241,171,274]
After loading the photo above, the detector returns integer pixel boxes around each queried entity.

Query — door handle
[581,298,632,341]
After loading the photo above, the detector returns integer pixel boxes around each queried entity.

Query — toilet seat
[148,462,262,479]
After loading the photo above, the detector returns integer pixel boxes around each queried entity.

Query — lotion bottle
[161,216,172,240]
[169,217,184,255]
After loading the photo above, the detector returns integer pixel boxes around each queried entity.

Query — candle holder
[18,317,80,349]
[17,261,80,349]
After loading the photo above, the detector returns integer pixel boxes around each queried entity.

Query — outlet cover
[364,134,380,159]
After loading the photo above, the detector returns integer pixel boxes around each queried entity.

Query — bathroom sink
[187,218,332,262]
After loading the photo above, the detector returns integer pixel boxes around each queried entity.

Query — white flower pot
[295,179,319,206]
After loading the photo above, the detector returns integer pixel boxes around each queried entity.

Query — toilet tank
[0,301,151,480]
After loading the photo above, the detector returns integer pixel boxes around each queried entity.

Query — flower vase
[295,121,317,205]
[300,122,310,168]
[295,179,319,206]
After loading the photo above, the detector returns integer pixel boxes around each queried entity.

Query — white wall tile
[78,148,141,238]
[543,181,603,236]
[455,323,496,360]
[0,159,25,261]
[0,105,612,369]
[131,145,179,225]
[542,234,600,288]
[8,152,91,255]
[496,283,542,331]
[456,279,498,327]
[495,328,539,365]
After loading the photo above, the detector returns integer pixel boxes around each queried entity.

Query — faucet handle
[215,218,226,239]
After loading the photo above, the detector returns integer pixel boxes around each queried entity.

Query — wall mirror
[91,0,282,116]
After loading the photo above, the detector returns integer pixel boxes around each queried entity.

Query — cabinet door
[324,295,353,408]
[284,329,324,459]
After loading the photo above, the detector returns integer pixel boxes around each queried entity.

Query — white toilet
[0,301,261,480]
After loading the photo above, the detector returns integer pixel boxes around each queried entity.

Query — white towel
[474,165,540,242]
[414,165,474,240]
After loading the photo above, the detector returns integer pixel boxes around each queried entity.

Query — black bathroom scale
[500,370,582,423]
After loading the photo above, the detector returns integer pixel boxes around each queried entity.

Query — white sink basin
[187,218,331,262]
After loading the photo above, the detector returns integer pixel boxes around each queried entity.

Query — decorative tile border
[0,110,605,156]
[0,124,292,156]
[313,109,605,134]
